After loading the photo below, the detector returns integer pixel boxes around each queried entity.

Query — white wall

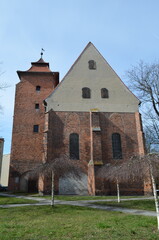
[46,43,139,113]
[0,154,10,187]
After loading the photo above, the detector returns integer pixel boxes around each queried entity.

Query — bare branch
[126,61,159,152]
[28,154,87,180]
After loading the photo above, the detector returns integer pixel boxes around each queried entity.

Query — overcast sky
[1,0,159,154]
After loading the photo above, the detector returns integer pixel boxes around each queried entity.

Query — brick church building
[9,42,146,195]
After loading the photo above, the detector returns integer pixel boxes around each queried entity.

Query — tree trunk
[149,161,159,230]
[116,179,120,203]
[51,171,55,207]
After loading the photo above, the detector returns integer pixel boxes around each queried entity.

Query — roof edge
[46,42,139,103]
[17,71,59,80]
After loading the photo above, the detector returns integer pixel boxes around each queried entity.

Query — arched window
[82,87,91,98]
[101,88,109,98]
[69,133,79,160]
[112,133,122,159]
[88,60,96,69]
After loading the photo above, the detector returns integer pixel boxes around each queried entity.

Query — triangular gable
[46,42,139,113]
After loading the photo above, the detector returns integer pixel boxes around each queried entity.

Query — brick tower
[9,55,59,192]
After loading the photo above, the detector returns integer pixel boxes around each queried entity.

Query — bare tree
[29,155,87,207]
[98,163,122,202]
[98,159,143,203]
[143,154,159,230]
[127,61,159,115]
[144,125,159,152]
[126,61,159,151]
[98,154,159,230]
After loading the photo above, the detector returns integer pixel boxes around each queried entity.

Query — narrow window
[33,125,39,133]
[101,88,109,98]
[112,133,122,159]
[69,133,79,160]
[35,103,39,110]
[82,87,91,98]
[88,60,96,69]
[36,86,41,92]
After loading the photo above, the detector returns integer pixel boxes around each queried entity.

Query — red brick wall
[0,138,4,183]
[46,111,91,162]
[9,72,58,191]
[46,111,143,162]
[100,112,143,164]
[44,111,145,195]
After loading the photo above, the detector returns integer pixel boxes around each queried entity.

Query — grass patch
[24,194,147,201]
[11,193,120,200]
[0,196,38,205]
[54,195,148,201]
[94,199,156,211]
[54,195,119,201]
[0,205,158,240]
[11,192,149,201]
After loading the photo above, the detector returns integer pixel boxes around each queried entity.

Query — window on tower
[35,103,39,110]
[36,85,41,92]
[33,125,39,133]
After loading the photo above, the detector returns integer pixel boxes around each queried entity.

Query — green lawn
[11,193,120,200]
[0,205,158,240]
[55,195,119,201]
[54,195,146,201]
[12,192,147,201]
[0,196,38,205]
[94,199,156,211]
[25,194,146,201]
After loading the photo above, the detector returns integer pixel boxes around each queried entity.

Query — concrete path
[0,193,156,217]
[0,192,48,201]
[56,199,157,217]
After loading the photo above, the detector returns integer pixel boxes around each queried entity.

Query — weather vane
[41,48,45,58]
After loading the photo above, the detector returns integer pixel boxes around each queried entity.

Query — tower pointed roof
[17,56,56,80]
[17,56,59,81]
[28,57,51,72]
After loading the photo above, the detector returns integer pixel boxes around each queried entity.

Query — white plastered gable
[46,42,139,113]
